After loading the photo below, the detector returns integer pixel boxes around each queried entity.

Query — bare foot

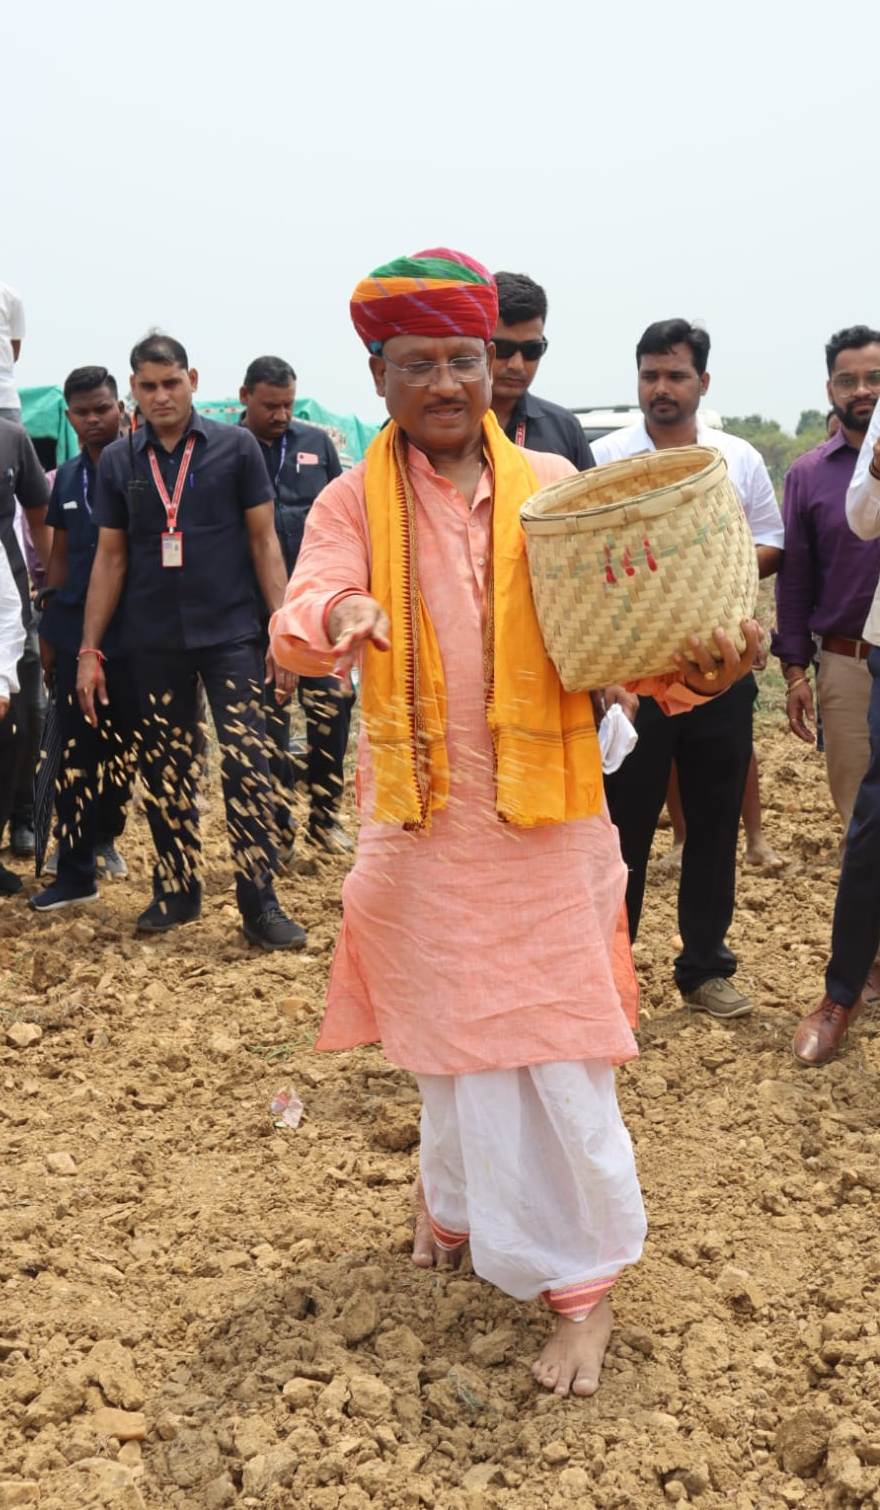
[410,1176,463,1270]
[531,1299,613,1397]
[745,836,783,871]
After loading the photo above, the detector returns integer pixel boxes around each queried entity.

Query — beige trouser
[817,649,872,831]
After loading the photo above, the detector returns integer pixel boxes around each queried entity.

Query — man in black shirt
[0,418,50,893]
[78,333,305,950]
[490,271,594,470]
[31,366,139,910]
[240,355,354,854]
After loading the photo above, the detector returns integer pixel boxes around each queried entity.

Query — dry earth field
[0,680,879,1510]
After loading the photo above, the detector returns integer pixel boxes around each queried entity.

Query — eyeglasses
[382,354,487,388]
[493,337,549,362]
[830,371,880,394]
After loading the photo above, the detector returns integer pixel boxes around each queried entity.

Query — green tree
[796,408,824,436]
[722,413,826,495]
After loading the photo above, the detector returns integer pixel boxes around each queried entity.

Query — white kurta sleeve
[0,547,25,701]
[846,402,880,541]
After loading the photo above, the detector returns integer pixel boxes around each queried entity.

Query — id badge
[161,531,183,568]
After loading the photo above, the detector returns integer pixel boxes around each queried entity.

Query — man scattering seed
[271,248,759,1395]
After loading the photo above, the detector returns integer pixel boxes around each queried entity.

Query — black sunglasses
[493,337,549,362]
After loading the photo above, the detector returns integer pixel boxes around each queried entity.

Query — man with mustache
[793,395,880,1064]
[78,333,305,949]
[270,252,759,1397]
[490,271,594,469]
[32,366,137,909]
[592,319,784,1021]
[774,326,880,835]
[239,355,352,857]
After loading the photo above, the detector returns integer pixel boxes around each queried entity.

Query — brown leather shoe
[792,996,863,1067]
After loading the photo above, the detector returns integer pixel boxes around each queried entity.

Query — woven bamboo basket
[520,446,758,690]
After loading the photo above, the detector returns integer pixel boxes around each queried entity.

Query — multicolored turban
[350,247,498,352]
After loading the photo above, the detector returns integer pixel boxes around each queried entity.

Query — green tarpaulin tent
[19,386,380,471]
[19,386,79,465]
[195,395,379,469]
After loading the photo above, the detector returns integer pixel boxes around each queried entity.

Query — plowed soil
[1,686,879,1510]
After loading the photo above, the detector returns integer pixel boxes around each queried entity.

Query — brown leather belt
[822,634,872,661]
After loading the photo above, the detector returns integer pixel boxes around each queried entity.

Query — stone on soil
[45,1151,77,1176]
[775,1410,829,1477]
[80,1339,145,1409]
[6,1024,42,1049]
[90,1406,147,1441]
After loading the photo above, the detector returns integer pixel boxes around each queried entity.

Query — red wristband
[77,648,106,664]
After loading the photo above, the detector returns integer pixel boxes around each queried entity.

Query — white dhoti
[417,1058,646,1318]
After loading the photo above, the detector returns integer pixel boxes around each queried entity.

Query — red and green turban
[350,247,498,352]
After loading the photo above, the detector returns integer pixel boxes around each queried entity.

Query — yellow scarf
[361,411,602,829]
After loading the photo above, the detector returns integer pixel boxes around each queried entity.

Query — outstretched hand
[328,594,390,689]
[673,619,762,698]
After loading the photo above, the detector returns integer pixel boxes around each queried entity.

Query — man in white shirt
[593,319,784,1020]
[0,490,30,896]
[793,401,880,1064]
[0,283,25,422]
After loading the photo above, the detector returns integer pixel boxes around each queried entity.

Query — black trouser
[263,674,353,833]
[3,629,45,836]
[133,639,279,918]
[605,674,757,994]
[52,651,140,889]
[826,648,880,1007]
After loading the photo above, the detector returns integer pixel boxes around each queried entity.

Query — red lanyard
[147,435,196,532]
[514,420,527,447]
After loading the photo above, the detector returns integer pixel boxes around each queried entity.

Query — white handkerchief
[598,702,638,774]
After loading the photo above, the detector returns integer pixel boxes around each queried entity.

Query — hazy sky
[4,0,877,431]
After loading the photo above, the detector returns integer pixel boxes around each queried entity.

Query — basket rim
[520,444,726,528]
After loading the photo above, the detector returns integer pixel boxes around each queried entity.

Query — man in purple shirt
[774,325,880,831]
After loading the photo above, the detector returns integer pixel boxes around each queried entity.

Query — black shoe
[0,863,23,896]
[136,893,201,933]
[241,904,307,951]
[29,879,99,912]
[11,824,36,858]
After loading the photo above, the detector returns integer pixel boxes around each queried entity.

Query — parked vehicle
[574,405,723,444]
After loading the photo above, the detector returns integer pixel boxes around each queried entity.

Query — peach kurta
[271,446,646,1076]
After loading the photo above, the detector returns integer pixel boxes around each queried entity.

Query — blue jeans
[826,646,880,1006]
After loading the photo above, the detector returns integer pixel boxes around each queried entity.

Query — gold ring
[704,669,719,681]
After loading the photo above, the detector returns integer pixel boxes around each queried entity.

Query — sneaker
[42,846,59,878]
[682,977,752,1019]
[241,904,307,951]
[0,862,23,896]
[29,880,100,912]
[308,820,354,856]
[11,823,36,858]
[95,842,128,879]
[136,892,201,933]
